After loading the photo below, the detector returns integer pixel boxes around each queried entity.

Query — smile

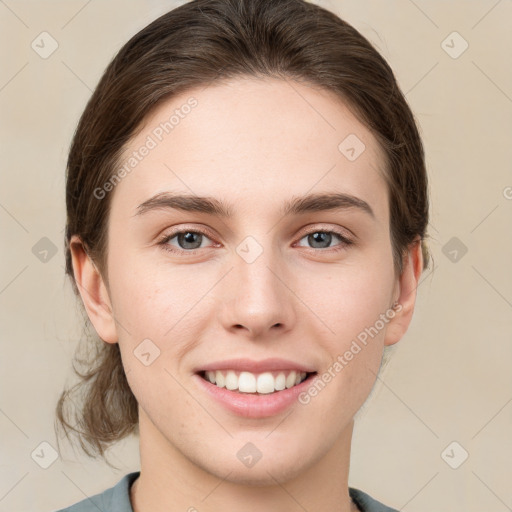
[199,369,311,394]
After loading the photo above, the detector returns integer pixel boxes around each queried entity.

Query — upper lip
[194,358,316,374]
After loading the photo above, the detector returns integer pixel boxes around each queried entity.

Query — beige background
[1,1,511,511]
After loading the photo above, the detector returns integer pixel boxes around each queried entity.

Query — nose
[218,243,296,339]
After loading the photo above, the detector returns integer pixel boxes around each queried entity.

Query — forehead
[111,76,388,220]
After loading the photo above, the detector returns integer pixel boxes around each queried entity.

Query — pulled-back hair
[56,0,430,467]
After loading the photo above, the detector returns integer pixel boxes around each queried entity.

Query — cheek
[314,261,395,342]
[305,257,395,400]
[108,247,185,325]
[108,253,211,367]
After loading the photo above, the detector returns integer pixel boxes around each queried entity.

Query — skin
[70,77,423,512]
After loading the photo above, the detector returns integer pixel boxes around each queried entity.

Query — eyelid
[295,222,355,241]
[157,222,355,254]
[158,223,353,242]
[156,224,217,243]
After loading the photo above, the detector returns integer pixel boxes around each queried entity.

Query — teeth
[203,370,308,394]
[215,370,225,388]
[256,372,274,394]
[239,371,257,393]
[275,373,286,391]
[285,372,296,389]
[225,370,237,390]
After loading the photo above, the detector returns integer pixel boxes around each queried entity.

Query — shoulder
[53,471,140,512]
[349,486,400,512]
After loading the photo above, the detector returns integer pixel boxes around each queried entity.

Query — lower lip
[192,373,316,419]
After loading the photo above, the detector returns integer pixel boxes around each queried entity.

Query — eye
[158,228,216,255]
[157,226,354,256]
[295,229,353,252]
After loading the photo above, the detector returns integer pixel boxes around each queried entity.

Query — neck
[130,409,358,512]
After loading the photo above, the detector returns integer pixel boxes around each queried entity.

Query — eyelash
[157,226,354,256]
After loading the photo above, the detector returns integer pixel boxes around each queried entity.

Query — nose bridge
[237,239,281,298]
[221,234,295,335]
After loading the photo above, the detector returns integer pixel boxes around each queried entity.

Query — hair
[55,0,431,467]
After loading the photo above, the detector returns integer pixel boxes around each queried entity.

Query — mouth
[197,369,317,395]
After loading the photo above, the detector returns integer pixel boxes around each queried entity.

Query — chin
[198,449,312,487]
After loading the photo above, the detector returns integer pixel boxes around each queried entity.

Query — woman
[55,0,430,510]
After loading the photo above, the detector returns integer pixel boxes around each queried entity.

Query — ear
[69,235,118,344]
[384,238,424,346]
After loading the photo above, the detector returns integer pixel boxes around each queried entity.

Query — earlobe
[69,235,118,344]
[384,238,424,346]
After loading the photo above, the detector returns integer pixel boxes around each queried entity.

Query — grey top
[54,471,399,512]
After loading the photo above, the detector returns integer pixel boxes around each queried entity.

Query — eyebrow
[134,191,375,219]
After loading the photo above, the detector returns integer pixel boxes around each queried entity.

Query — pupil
[180,232,201,249]
[310,232,330,248]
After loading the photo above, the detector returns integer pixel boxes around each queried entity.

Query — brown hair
[55,0,430,467]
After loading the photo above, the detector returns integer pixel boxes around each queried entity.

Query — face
[78,77,415,485]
